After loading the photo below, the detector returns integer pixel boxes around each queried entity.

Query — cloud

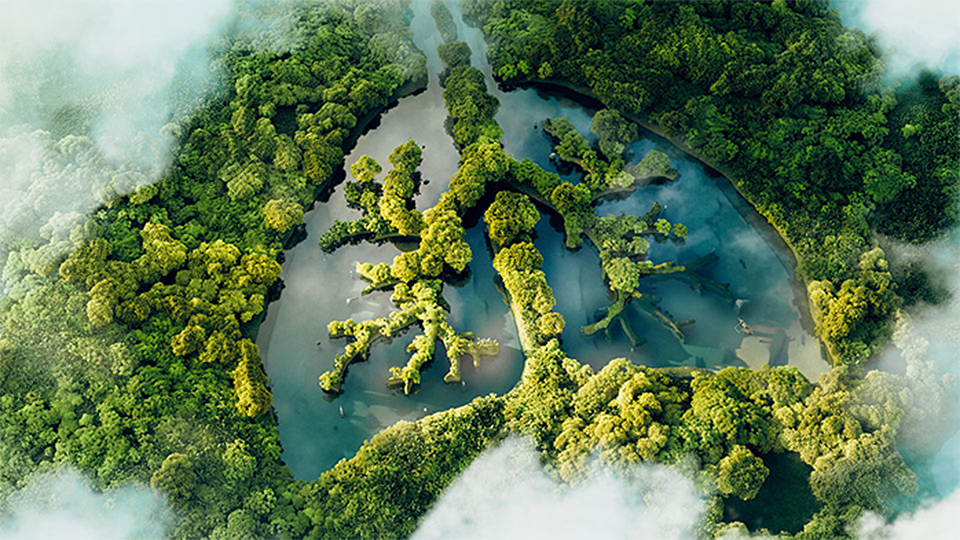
[834,0,960,79]
[412,437,707,540]
[856,488,960,540]
[0,468,171,540]
[0,0,231,262]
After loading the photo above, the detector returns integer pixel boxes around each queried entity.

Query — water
[257,0,827,480]
[256,0,523,480]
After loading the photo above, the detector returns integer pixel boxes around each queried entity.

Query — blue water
[257,0,827,479]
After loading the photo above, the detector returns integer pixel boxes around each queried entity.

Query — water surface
[257,0,827,479]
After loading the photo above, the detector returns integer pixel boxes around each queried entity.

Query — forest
[0,0,957,538]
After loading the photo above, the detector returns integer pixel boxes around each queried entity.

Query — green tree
[591,109,638,160]
[150,453,197,505]
[263,199,304,232]
[484,191,539,247]
[716,445,769,500]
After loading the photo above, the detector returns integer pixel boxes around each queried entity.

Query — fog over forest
[0,0,957,538]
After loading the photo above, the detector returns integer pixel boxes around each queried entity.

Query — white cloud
[857,488,960,540]
[412,437,707,540]
[0,468,171,540]
[0,0,231,258]
[835,0,960,78]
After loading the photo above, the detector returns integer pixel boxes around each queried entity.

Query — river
[256,0,827,480]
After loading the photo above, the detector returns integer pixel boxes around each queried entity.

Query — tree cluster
[464,0,959,367]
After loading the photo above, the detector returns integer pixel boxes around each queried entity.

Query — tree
[484,191,539,247]
[139,222,187,278]
[263,199,304,232]
[591,109,638,160]
[862,147,916,204]
[438,41,472,70]
[716,445,769,500]
[171,325,206,357]
[603,257,640,293]
[232,339,272,417]
[151,453,197,505]
[630,150,674,179]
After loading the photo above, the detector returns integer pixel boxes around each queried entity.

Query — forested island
[0,1,957,538]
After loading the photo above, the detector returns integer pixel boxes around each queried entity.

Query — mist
[857,488,960,540]
[829,0,960,526]
[0,0,231,286]
[412,437,707,540]
[832,0,960,79]
[0,468,170,539]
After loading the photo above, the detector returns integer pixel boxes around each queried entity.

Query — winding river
[256,0,828,480]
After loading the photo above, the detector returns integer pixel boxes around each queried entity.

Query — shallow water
[257,0,827,479]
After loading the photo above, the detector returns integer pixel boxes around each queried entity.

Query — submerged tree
[317,141,500,394]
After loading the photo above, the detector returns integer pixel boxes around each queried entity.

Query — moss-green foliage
[628,149,676,181]
[319,279,498,394]
[3,2,956,539]
[429,0,458,43]
[809,248,900,365]
[483,191,539,248]
[442,66,503,148]
[549,181,594,248]
[544,116,625,193]
[508,352,949,533]
[319,141,425,251]
[464,0,960,367]
[591,108,639,161]
[509,157,562,201]
[318,135,517,393]
[492,242,564,349]
[0,0,433,536]
[716,446,769,501]
[872,74,960,242]
[263,198,304,233]
[305,395,506,538]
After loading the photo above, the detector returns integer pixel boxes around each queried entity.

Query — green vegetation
[465,0,959,366]
[318,141,425,251]
[430,0,459,43]
[0,0,442,536]
[1,1,957,539]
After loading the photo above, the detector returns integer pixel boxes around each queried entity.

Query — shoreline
[504,77,823,358]
[252,73,430,365]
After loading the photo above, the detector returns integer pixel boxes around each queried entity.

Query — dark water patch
[724,452,821,535]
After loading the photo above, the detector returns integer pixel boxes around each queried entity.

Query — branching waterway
[256,0,828,479]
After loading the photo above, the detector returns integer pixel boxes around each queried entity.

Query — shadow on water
[724,452,821,535]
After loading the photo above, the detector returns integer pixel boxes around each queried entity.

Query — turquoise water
[256,0,826,479]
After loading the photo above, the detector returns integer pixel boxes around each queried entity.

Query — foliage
[464,0,960,367]
[0,0,429,537]
[429,0,458,43]
[483,191,539,248]
[442,66,503,148]
[2,2,955,539]
[591,108,638,161]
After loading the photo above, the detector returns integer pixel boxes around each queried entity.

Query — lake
[256,0,827,480]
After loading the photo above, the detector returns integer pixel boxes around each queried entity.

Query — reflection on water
[256,0,523,480]
[257,0,827,479]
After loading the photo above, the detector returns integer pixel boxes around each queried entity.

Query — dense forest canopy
[0,0,957,538]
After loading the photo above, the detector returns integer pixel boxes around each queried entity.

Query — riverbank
[251,72,429,355]
[503,76,824,363]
